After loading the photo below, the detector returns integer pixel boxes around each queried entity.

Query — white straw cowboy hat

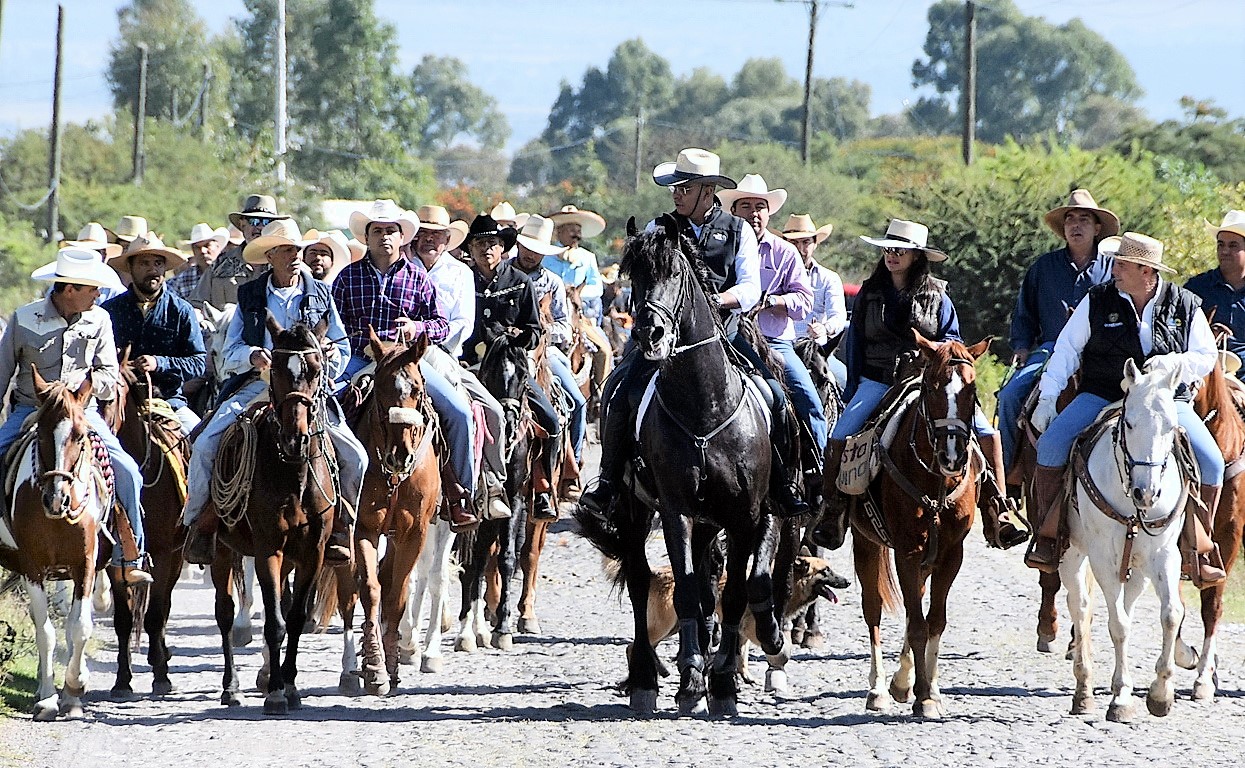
[652,148,737,189]
[109,232,188,274]
[415,205,467,251]
[188,223,229,248]
[1043,189,1121,239]
[228,194,291,229]
[448,220,470,250]
[1106,231,1175,274]
[1206,210,1245,240]
[548,205,606,239]
[1097,235,1122,257]
[490,201,530,229]
[346,238,366,262]
[515,214,568,257]
[860,219,948,263]
[716,174,788,214]
[781,214,833,244]
[1220,349,1242,376]
[303,229,351,272]
[349,199,418,245]
[243,219,313,265]
[33,247,125,291]
[105,215,148,245]
[226,224,245,245]
[62,222,122,260]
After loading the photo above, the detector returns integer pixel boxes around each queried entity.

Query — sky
[1,0,1242,154]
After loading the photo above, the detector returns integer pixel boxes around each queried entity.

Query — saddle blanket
[635,369,771,442]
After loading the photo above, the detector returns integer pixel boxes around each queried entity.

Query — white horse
[398,517,459,672]
[1060,358,1191,723]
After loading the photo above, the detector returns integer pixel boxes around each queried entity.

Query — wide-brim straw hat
[548,205,606,239]
[348,199,418,245]
[859,219,947,263]
[490,201,530,230]
[33,248,125,291]
[515,214,567,257]
[62,221,123,259]
[716,174,788,214]
[226,225,245,245]
[780,214,833,244]
[463,214,518,251]
[188,222,229,248]
[447,220,469,251]
[303,229,351,273]
[1220,349,1242,376]
[242,219,313,265]
[1206,210,1245,241]
[1103,231,1175,274]
[415,205,467,251]
[1043,189,1121,239]
[228,194,291,229]
[653,148,737,189]
[105,215,148,245]
[109,233,188,274]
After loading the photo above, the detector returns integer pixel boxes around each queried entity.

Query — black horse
[576,215,785,716]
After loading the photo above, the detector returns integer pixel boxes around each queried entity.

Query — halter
[1112,389,1174,529]
[270,344,327,464]
[637,259,725,359]
[34,425,96,525]
[912,356,976,477]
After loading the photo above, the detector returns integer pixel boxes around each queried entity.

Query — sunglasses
[244,216,270,227]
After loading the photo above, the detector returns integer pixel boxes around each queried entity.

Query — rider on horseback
[579,148,811,521]
[782,214,848,391]
[812,219,1028,551]
[1026,232,1225,583]
[1186,210,1245,379]
[0,248,152,584]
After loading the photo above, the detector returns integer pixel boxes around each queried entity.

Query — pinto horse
[208,317,337,715]
[316,329,441,696]
[0,371,108,720]
[851,332,990,718]
[575,215,785,716]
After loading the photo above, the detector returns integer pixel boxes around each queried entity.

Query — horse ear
[1122,357,1141,390]
[367,324,387,360]
[312,315,329,342]
[119,344,132,366]
[74,374,93,405]
[265,310,285,339]
[626,217,638,238]
[912,328,935,356]
[31,364,50,397]
[965,336,992,360]
[396,333,429,369]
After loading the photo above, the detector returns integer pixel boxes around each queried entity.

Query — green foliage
[409,56,510,154]
[1115,99,1245,184]
[1163,181,1245,280]
[0,588,37,717]
[0,213,56,315]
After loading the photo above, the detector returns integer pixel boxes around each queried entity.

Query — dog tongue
[817,583,839,604]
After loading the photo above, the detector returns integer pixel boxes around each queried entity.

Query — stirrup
[1024,536,1060,573]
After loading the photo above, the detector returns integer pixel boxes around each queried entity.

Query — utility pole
[0,0,7,64]
[46,4,64,243]
[133,43,148,185]
[199,61,211,139]
[778,0,853,166]
[961,0,977,165]
[172,87,180,124]
[633,105,644,194]
[275,0,287,187]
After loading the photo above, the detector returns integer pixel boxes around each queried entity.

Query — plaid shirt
[332,255,449,357]
[166,264,205,301]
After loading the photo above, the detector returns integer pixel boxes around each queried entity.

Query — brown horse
[316,329,441,696]
[102,357,190,699]
[0,371,106,720]
[566,282,613,423]
[851,333,990,718]
[208,317,337,715]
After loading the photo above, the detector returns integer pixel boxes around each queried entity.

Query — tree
[911,1,1141,143]
[1115,98,1245,184]
[409,56,510,154]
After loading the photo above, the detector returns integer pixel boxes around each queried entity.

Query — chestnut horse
[208,317,337,715]
[315,330,441,696]
[850,333,990,718]
[0,371,107,720]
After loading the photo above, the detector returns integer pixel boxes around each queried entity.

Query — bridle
[636,257,722,359]
[270,346,327,465]
[1112,389,1173,519]
[913,356,976,478]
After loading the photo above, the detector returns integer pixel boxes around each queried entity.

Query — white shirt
[795,261,847,339]
[424,251,476,358]
[1039,281,1216,400]
[645,214,761,312]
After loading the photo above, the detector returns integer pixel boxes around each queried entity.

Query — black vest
[858,276,947,385]
[1080,281,1200,402]
[235,269,335,348]
[673,205,745,335]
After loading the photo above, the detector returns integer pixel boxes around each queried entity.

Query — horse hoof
[492,632,513,651]
[1192,680,1216,701]
[454,635,477,653]
[338,672,362,696]
[420,656,443,674]
[914,699,944,719]
[629,689,658,715]
[677,695,708,717]
[60,702,85,720]
[365,680,391,698]
[110,685,137,701]
[255,670,269,692]
[263,692,289,716]
[865,692,892,712]
[1036,634,1056,654]
[1071,693,1096,715]
[518,617,541,635]
[398,648,416,666]
[231,626,253,648]
[284,686,302,711]
[1175,642,1200,670]
[151,679,175,697]
[1146,693,1172,718]
[764,669,788,693]
[889,680,913,703]
[221,690,242,707]
[708,696,738,717]
[800,632,824,651]
[32,698,59,721]
[1105,702,1135,724]
[477,631,492,649]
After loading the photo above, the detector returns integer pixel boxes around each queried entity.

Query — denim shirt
[1185,268,1245,378]
[1009,247,1114,353]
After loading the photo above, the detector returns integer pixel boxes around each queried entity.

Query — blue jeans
[548,346,586,462]
[0,403,146,567]
[997,344,1052,469]
[831,377,995,442]
[582,296,603,326]
[826,354,847,392]
[770,338,828,453]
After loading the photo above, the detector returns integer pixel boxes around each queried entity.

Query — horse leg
[746,516,789,693]
[853,535,891,712]
[355,530,388,695]
[1100,574,1137,723]
[893,553,936,719]
[211,556,241,706]
[1146,547,1184,718]
[708,535,750,716]
[491,507,524,651]
[921,541,967,718]
[517,518,549,635]
[772,518,800,651]
[379,533,423,690]
[456,525,490,652]
[146,550,182,696]
[419,525,456,672]
[231,556,256,647]
[1036,570,1062,653]
[24,580,59,720]
[400,541,430,666]
[278,563,315,712]
[109,567,136,700]
[336,563,362,695]
[890,639,914,703]
[59,571,93,720]
[255,553,289,715]
[1060,549,1096,714]
[1194,481,1244,699]
[91,569,112,615]
[659,509,707,716]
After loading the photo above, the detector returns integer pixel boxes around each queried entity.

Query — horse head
[1118,357,1182,510]
[479,333,532,460]
[30,365,94,518]
[914,332,991,477]
[266,312,328,463]
[622,215,708,362]
[367,326,431,478]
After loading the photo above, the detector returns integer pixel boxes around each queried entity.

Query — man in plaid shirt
[168,223,228,301]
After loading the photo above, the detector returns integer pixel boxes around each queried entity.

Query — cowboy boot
[183,506,219,566]
[444,482,479,532]
[1195,483,1226,586]
[531,449,558,521]
[324,501,354,565]
[1024,464,1067,573]
[811,439,849,550]
[767,392,811,520]
[978,432,1030,550]
[578,396,631,521]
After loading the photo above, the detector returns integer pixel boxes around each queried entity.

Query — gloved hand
[1032,396,1057,433]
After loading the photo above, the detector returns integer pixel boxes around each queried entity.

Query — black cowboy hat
[463,214,518,251]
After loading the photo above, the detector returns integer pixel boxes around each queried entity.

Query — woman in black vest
[1027,232,1223,582]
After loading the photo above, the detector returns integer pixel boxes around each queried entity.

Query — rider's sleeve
[549,279,573,347]
[724,225,761,312]
[155,301,207,384]
[1038,296,1091,400]
[1182,308,1217,384]
[579,249,604,300]
[778,253,813,321]
[0,313,17,403]
[87,313,120,402]
[323,301,351,383]
[937,294,962,342]
[824,269,848,338]
[221,304,256,377]
[1009,262,1039,353]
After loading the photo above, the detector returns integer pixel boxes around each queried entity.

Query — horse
[102,356,191,699]
[566,281,614,424]
[207,316,338,715]
[574,215,785,716]
[0,371,108,720]
[314,329,442,696]
[397,515,457,673]
[1058,358,1196,722]
[850,332,991,718]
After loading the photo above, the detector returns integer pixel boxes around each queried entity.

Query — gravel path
[4,438,1245,766]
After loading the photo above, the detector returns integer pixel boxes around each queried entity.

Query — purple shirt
[332,254,450,357]
[756,230,813,341]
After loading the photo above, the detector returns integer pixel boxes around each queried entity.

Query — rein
[35,430,98,525]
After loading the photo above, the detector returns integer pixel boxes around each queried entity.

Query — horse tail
[877,549,901,615]
[312,564,340,632]
[572,506,630,566]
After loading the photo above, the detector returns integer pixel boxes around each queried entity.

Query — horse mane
[1196,360,1245,460]
[36,380,83,421]
[620,215,715,297]
[272,322,320,354]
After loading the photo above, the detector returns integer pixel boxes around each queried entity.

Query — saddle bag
[837,429,880,496]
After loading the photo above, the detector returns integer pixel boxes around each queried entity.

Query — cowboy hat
[226,224,245,245]
[303,229,351,281]
[1097,235,1122,257]
[1221,349,1242,376]
[346,238,366,262]
[490,201,531,229]
[228,194,291,229]
[716,174,788,214]
[1106,231,1175,274]
[860,219,948,263]
[242,219,313,265]
[652,148,737,189]
[109,233,188,274]
[1206,210,1245,241]
[348,199,418,245]
[448,220,469,251]
[1043,189,1121,239]
[416,205,467,251]
[33,247,125,291]
[515,215,567,257]
[781,214,833,244]
[548,205,606,239]
[600,264,620,284]
[188,223,229,248]
[105,215,148,245]
[62,222,122,260]
[463,214,518,252]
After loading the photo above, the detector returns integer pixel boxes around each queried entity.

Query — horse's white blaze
[502,360,516,384]
[394,371,413,401]
[286,354,304,382]
[943,372,965,464]
[52,419,73,473]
